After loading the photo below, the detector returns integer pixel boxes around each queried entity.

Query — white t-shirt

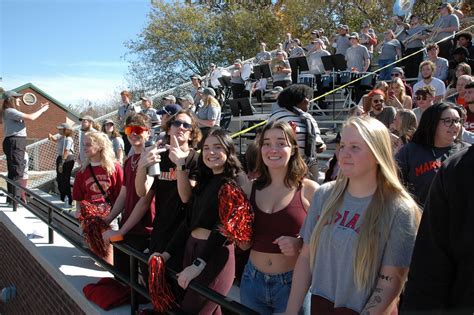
[413,77,446,97]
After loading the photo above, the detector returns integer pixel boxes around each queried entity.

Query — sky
[1,0,152,107]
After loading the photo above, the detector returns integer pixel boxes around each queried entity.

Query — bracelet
[192,258,207,270]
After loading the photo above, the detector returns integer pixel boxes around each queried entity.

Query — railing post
[12,184,17,212]
[48,206,54,244]
[130,255,138,315]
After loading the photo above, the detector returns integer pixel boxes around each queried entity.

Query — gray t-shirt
[404,25,428,49]
[56,136,74,159]
[300,182,418,313]
[255,51,272,65]
[417,57,449,81]
[308,50,331,75]
[197,105,221,126]
[272,60,292,82]
[345,45,370,72]
[141,107,160,125]
[117,103,140,131]
[335,35,351,55]
[110,136,124,160]
[433,14,459,42]
[2,108,27,137]
[370,106,397,129]
[379,39,401,60]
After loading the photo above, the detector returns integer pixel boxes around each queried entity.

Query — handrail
[0,175,258,315]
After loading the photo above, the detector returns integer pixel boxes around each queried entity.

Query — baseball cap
[79,115,94,122]
[162,95,176,103]
[156,104,182,116]
[313,38,326,49]
[438,3,449,9]
[391,67,405,75]
[2,90,23,99]
[103,119,115,125]
[311,30,319,35]
[140,96,152,103]
[349,32,360,40]
[190,74,200,80]
[202,88,216,97]
[234,59,242,64]
[339,25,349,31]
[57,122,73,130]
[177,94,194,103]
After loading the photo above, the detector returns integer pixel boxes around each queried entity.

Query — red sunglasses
[124,125,149,135]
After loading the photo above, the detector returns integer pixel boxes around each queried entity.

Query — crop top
[165,174,228,262]
[250,183,307,254]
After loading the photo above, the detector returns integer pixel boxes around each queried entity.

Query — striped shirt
[268,108,323,158]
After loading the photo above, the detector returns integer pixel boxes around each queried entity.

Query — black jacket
[401,146,474,314]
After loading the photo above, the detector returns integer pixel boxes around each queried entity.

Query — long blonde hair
[309,117,420,290]
[80,131,116,176]
[390,77,407,102]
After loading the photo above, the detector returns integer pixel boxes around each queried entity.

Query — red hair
[368,89,385,98]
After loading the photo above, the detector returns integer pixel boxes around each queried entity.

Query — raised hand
[168,135,189,166]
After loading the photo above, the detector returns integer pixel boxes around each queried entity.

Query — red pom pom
[218,182,254,243]
[78,201,111,258]
[148,256,175,312]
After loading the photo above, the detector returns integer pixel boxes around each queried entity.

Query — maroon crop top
[250,183,307,254]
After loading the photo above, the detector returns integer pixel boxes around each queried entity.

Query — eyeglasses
[372,99,384,104]
[439,118,462,127]
[124,125,149,135]
[171,120,192,130]
[415,95,429,101]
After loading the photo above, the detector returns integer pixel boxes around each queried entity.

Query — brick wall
[0,222,85,315]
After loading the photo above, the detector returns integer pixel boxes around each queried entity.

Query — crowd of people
[1,2,473,313]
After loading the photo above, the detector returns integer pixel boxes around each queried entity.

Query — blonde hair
[390,77,407,101]
[203,94,220,108]
[80,131,117,176]
[309,117,420,290]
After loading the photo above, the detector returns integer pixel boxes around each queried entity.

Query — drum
[241,63,253,81]
[338,71,353,85]
[359,72,377,89]
[322,74,333,88]
[298,74,315,89]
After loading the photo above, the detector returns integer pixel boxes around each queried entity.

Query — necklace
[131,153,141,172]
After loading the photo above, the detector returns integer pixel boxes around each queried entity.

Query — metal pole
[130,256,138,315]
[48,207,54,244]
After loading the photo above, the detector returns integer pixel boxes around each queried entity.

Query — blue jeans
[240,260,308,315]
[378,58,396,81]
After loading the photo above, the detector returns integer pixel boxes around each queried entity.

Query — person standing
[335,25,351,55]
[117,90,140,155]
[376,30,402,81]
[419,44,449,82]
[1,91,49,203]
[271,51,292,89]
[101,119,124,164]
[401,15,428,79]
[48,123,74,206]
[78,115,97,166]
[401,145,474,314]
[431,3,460,60]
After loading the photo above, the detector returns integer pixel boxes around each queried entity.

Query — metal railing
[0,175,258,315]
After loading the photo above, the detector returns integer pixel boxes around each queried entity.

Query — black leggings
[3,136,26,199]
[56,156,74,204]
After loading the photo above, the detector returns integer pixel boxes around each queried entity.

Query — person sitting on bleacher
[268,84,326,181]
[368,89,397,129]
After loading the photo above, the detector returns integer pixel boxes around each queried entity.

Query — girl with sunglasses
[396,102,467,206]
[135,110,201,272]
[72,131,123,264]
[101,113,156,278]
[239,121,319,315]
[150,127,243,314]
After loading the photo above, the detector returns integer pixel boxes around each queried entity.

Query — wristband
[193,258,206,270]
[176,164,186,171]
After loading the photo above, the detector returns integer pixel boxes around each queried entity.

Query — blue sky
[1,0,151,106]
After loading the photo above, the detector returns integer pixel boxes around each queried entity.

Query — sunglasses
[171,120,192,130]
[391,73,401,77]
[415,95,428,101]
[439,118,462,127]
[372,99,384,104]
[124,125,149,136]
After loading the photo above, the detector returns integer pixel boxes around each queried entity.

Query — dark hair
[63,129,74,137]
[456,32,472,42]
[125,112,150,128]
[0,97,18,123]
[255,121,308,189]
[196,127,242,189]
[164,109,202,147]
[101,122,121,138]
[411,102,463,147]
[277,84,313,112]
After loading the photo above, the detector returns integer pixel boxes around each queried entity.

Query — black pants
[438,39,454,60]
[403,47,424,79]
[56,156,74,204]
[3,136,26,200]
[120,132,131,156]
[114,233,150,280]
[231,83,248,99]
